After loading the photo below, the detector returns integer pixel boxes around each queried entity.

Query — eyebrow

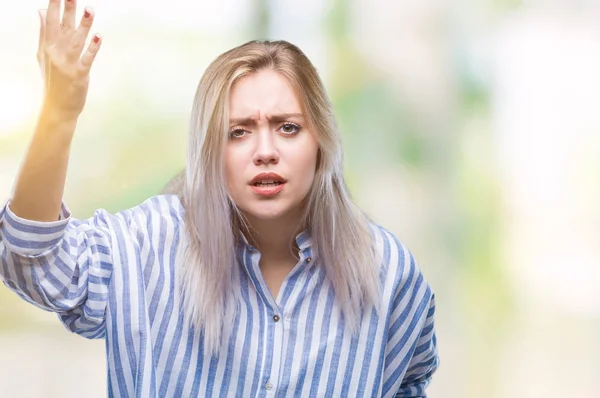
[229,113,305,126]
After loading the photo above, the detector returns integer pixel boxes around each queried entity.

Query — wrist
[38,106,78,132]
[39,99,80,126]
[34,111,78,148]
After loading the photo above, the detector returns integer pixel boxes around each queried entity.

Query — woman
[0,1,438,397]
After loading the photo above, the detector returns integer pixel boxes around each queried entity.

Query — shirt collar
[294,229,312,253]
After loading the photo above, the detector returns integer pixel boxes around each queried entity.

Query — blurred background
[1,0,599,397]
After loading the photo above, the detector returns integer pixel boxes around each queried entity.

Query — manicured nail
[84,8,91,18]
[93,35,100,43]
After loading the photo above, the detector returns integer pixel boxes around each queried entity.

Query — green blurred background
[1,0,599,396]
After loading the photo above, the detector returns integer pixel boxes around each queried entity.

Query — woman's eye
[279,123,301,135]
[228,128,247,139]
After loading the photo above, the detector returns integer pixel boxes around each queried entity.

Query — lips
[250,173,286,186]
[250,173,286,196]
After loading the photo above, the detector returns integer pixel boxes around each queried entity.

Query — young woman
[0,1,439,396]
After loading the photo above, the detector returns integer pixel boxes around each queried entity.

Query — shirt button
[265,381,273,390]
[306,257,312,263]
[272,315,280,322]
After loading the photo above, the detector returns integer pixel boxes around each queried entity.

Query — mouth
[249,173,287,196]
[251,180,284,187]
[250,173,286,186]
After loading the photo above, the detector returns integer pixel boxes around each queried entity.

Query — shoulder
[96,194,185,235]
[369,223,413,272]
[369,223,429,296]
[133,194,185,220]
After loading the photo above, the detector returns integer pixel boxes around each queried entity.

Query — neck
[243,210,303,262]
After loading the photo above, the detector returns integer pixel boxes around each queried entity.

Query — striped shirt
[0,194,438,397]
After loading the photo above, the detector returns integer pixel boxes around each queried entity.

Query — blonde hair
[178,40,380,355]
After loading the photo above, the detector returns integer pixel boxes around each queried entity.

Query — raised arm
[0,0,113,338]
[10,0,101,221]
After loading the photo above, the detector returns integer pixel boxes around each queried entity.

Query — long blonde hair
[178,40,380,355]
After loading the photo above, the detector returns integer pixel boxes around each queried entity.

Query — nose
[253,129,279,166]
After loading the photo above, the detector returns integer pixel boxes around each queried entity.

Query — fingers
[80,34,102,72]
[38,2,101,74]
[56,0,78,52]
[66,7,94,63]
[61,0,77,32]
[45,0,61,46]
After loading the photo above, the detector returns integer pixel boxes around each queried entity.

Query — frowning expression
[224,69,319,222]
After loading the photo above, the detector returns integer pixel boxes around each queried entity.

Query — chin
[241,200,301,222]
[245,206,289,221]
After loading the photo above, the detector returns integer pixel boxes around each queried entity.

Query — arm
[394,295,439,397]
[0,202,115,338]
[10,0,101,222]
[380,235,440,398]
[0,0,110,337]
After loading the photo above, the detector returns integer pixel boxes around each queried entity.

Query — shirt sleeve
[0,201,117,339]
[381,244,440,398]
[394,294,439,397]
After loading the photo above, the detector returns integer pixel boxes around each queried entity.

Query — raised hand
[8,1,103,222]
[37,0,102,122]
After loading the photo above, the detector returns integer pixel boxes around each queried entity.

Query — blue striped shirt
[0,194,438,397]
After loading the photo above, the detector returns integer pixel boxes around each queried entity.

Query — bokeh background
[1,0,599,397]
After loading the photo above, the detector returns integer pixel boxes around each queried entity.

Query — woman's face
[224,69,319,223]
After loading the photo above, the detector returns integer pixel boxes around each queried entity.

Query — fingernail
[93,35,100,44]
[84,8,91,18]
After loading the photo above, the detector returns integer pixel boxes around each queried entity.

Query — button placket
[264,308,284,395]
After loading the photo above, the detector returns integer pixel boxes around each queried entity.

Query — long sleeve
[381,240,440,398]
[394,295,439,397]
[0,201,116,338]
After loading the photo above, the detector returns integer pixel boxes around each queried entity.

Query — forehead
[229,69,302,118]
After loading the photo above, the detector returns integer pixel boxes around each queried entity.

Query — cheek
[224,148,242,194]
[297,144,319,188]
